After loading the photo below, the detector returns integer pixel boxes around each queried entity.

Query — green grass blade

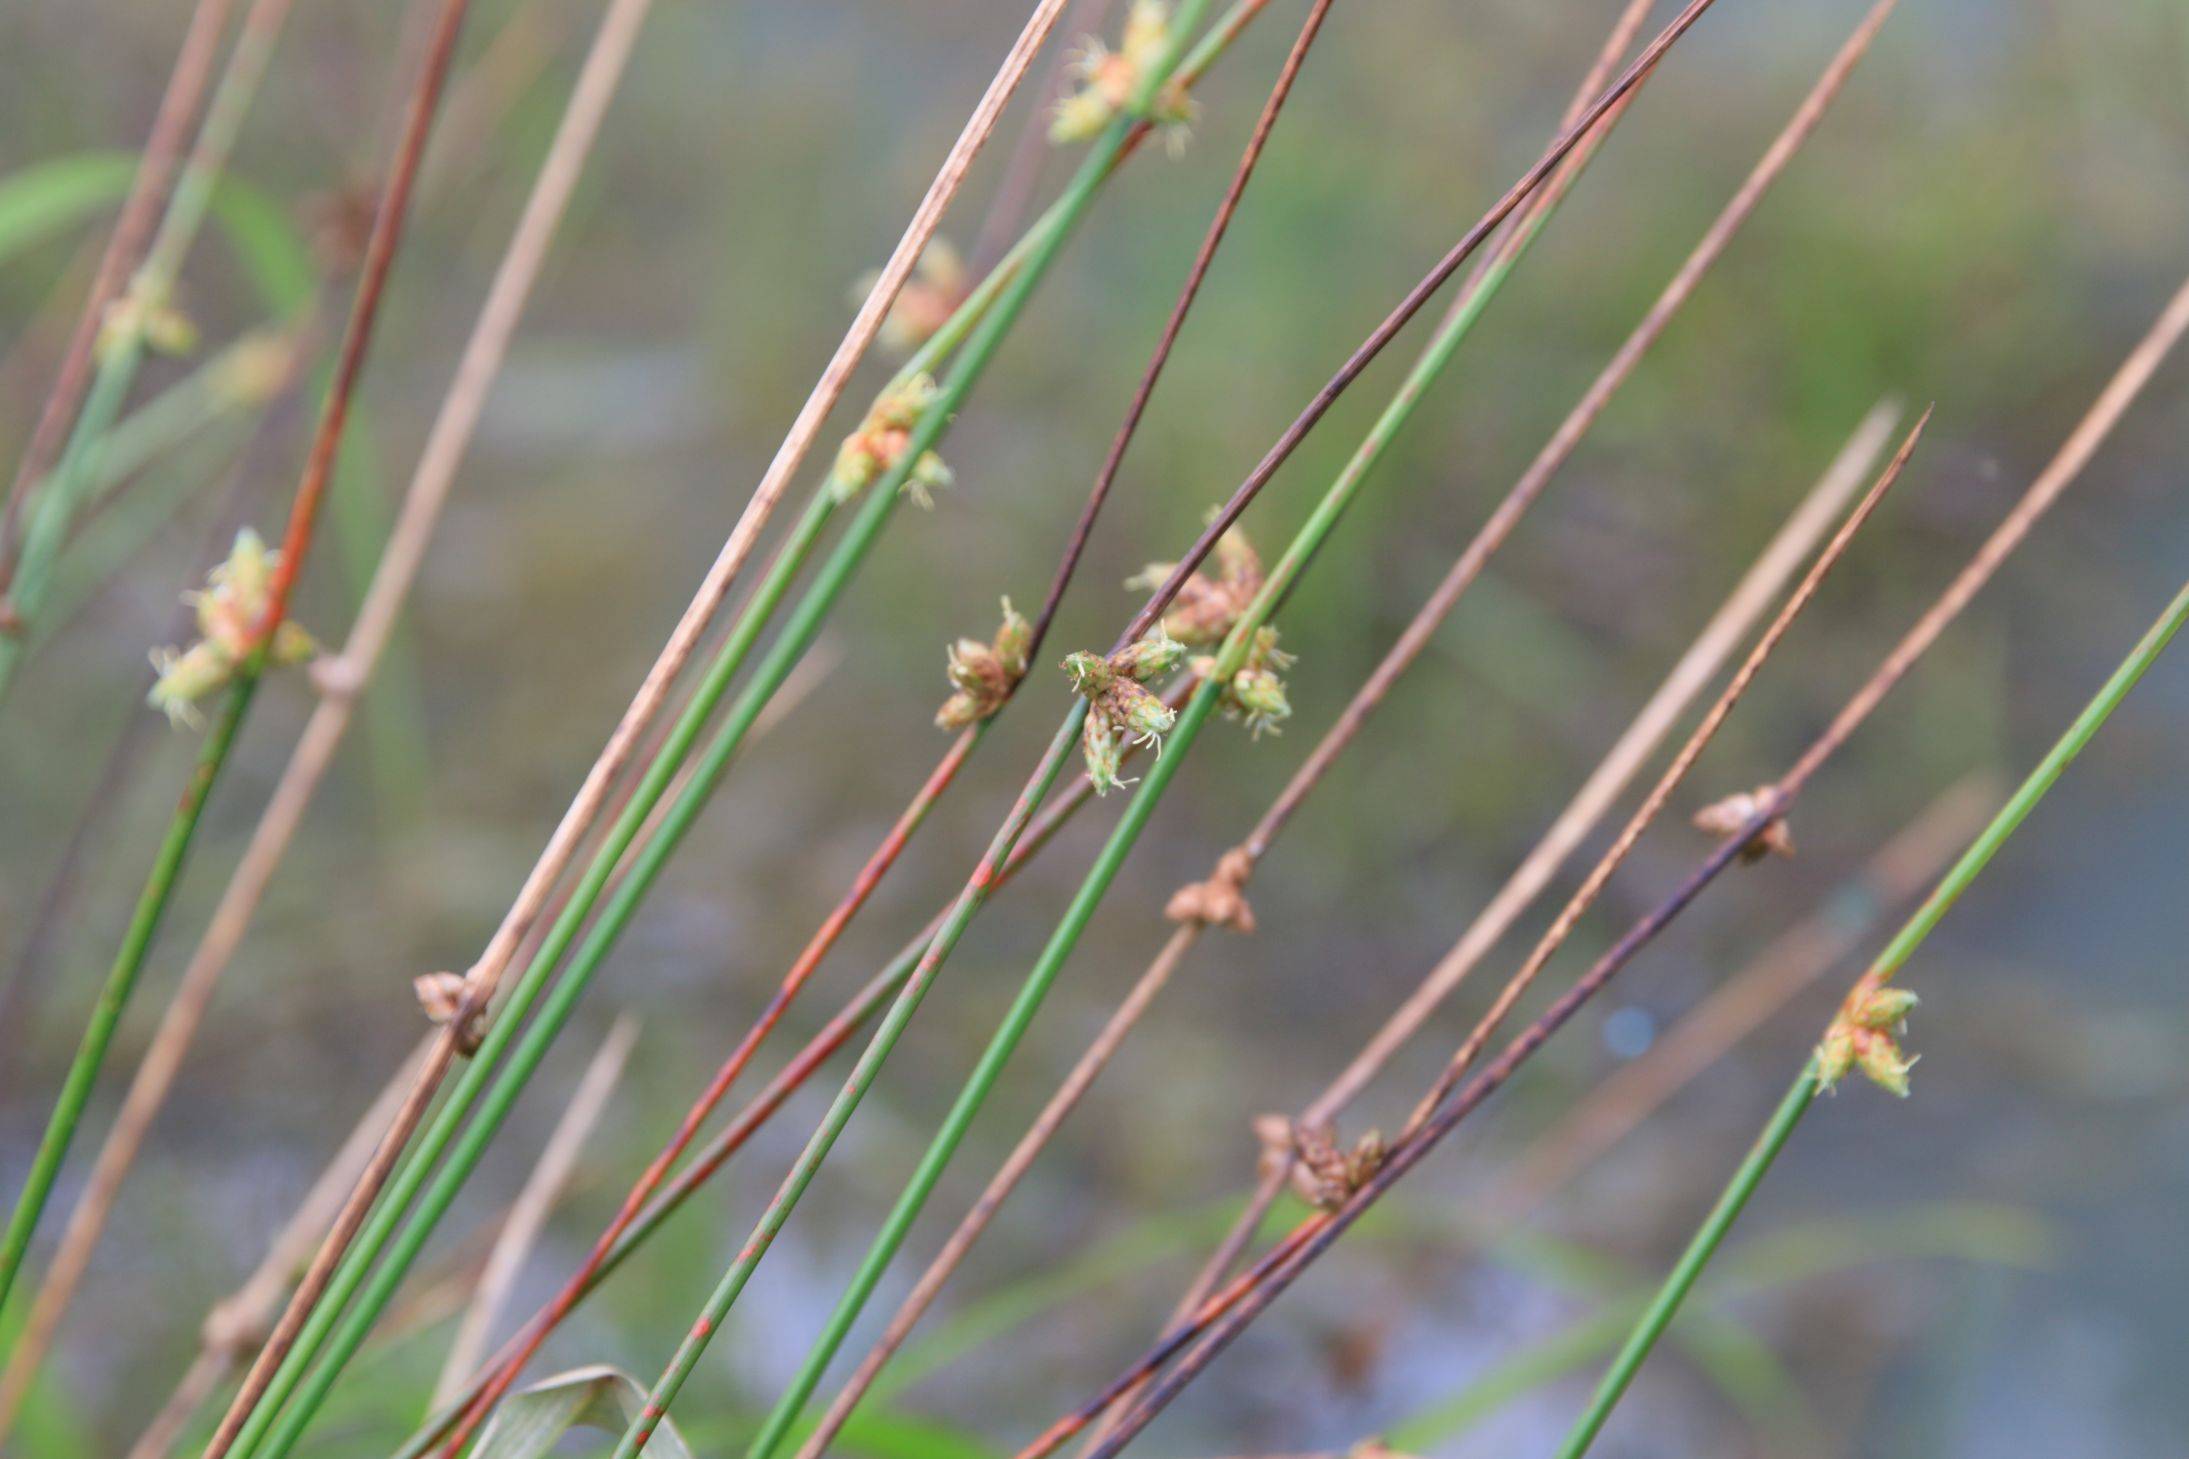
[0,675,257,1322]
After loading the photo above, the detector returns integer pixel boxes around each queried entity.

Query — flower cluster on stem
[147,528,316,728]
[936,598,1032,730]
[1816,971,1919,1096]
[1050,0,1198,152]
[1199,624,1294,737]
[1692,784,1795,862]
[97,271,198,362]
[854,239,969,358]
[1130,519,1262,646]
[1254,1114,1386,1211]
[832,373,953,507]
[1133,520,1295,735]
[1061,629,1186,793]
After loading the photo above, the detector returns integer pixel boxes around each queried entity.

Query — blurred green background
[2,0,2187,1453]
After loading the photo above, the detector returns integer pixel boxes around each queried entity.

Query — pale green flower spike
[1134,518,1265,646]
[1816,979,1919,1097]
[832,373,949,503]
[1193,625,1295,737]
[147,528,317,729]
[937,598,1033,730]
[1050,0,1197,151]
[1060,632,1186,792]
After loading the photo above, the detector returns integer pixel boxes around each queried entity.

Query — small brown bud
[1166,847,1257,933]
[201,1296,269,1357]
[1692,786,1794,863]
[1285,1121,1385,1211]
[413,971,486,1055]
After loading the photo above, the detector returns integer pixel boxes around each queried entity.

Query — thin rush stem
[0,0,236,590]
[1130,0,1905,1390]
[236,31,1183,1457]
[1054,268,2189,1449]
[0,678,255,1323]
[1551,1067,1818,1459]
[1557,573,2189,1457]
[0,0,660,1414]
[790,13,1691,1450]
[384,732,1142,1459]
[0,0,465,1343]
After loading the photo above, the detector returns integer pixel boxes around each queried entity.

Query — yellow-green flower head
[146,528,316,729]
[935,599,1035,731]
[1111,626,1185,682]
[832,374,951,503]
[1110,678,1177,746]
[1081,706,1128,795]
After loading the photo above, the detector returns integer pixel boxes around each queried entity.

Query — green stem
[1858,584,2189,991]
[0,675,258,1324]
[1552,1064,1818,1459]
[743,131,1552,1459]
[0,346,142,703]
[1554,572,2189,1458]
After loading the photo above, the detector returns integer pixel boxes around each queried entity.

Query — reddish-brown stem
[250,2,467,640]
[194,3,481,1452]
[0,0,237,594]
